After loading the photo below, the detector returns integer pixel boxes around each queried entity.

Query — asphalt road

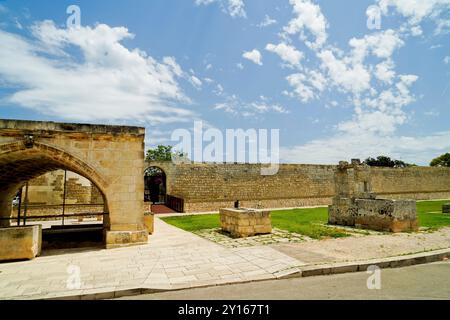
[120,261,450,300]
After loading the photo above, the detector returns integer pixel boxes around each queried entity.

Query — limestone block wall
[11,204,105,221]
[22,170,104,206]
[370,167,450,200]
[148,162,450,213]
[149,162,336,212]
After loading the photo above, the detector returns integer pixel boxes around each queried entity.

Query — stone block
[143,213,154,234]
[105,230,148,249]
[0,225,42,261]
[220,208,272,238]
[443,204,450,214]
[355,199,418,232]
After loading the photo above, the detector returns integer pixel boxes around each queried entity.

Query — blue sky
[0,0,449,165]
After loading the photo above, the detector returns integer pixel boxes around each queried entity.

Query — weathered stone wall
[370,167,450,200]
[11,204,105,221]
[149,162,336,212]
[148,162,450,213]
[19,170,104,206]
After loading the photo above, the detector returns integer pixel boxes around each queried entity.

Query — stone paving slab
[0,218,303,300]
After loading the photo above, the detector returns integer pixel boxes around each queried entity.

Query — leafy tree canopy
[430,153,450,167]
[145,145,187,163]
[363,156,415,168]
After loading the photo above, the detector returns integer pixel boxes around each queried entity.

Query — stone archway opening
[0,146,110,250]
[144,166,167,205]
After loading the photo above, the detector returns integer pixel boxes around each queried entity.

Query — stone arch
[0,141,110,227]
[144,166,167,204]
[144,161,174,195]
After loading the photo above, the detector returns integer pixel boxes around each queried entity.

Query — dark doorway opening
[144,167,167,204]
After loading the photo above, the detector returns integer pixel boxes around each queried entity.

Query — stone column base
[105,230,148,249]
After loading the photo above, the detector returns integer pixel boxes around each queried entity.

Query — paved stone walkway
[0,218,303,300]
[1,219,449,300]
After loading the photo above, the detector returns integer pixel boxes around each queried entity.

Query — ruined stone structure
[0,119,147,248]
[328,160,418,232]
[220,208,272,238]
[148,161,450,213]
[443,204,450,214]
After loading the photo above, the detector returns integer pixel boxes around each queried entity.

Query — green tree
[430,153,450,167]
[364,156,414,168]
[145,145,187,162]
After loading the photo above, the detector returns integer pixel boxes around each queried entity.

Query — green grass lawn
[161,207,346,239]
[161,199,450,239]
[417,200,450,230]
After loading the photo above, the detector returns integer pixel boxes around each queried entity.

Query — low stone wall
[0,225,42,261]
[10,204,105,221]
[220,208,272,238]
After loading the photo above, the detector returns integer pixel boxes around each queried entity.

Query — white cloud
[242,49,263,65]
[265,42,304,67]
[378,0,450,25]
[195,0,246,18]
[348,29,404,63]
[318,50,371,95]
[374,59,396,84]
[281,130,450,165]
[435,19,450,35]
[444,56,450,64]
[339,74,418,135]
[286,70,326,102]
[189,75,203,89]
[257,15,277,28]
[0,21,195,123]
[214,84,224,96]
[214,95,288,116]
[283,0,328,50]
[227,0,246,18]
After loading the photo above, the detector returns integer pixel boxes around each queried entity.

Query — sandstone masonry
[220,208,272,238]
[148,161,450,213]
[0,119,147,248]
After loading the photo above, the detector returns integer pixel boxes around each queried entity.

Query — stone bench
[220,208,272,238]
[0,225,42,261]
